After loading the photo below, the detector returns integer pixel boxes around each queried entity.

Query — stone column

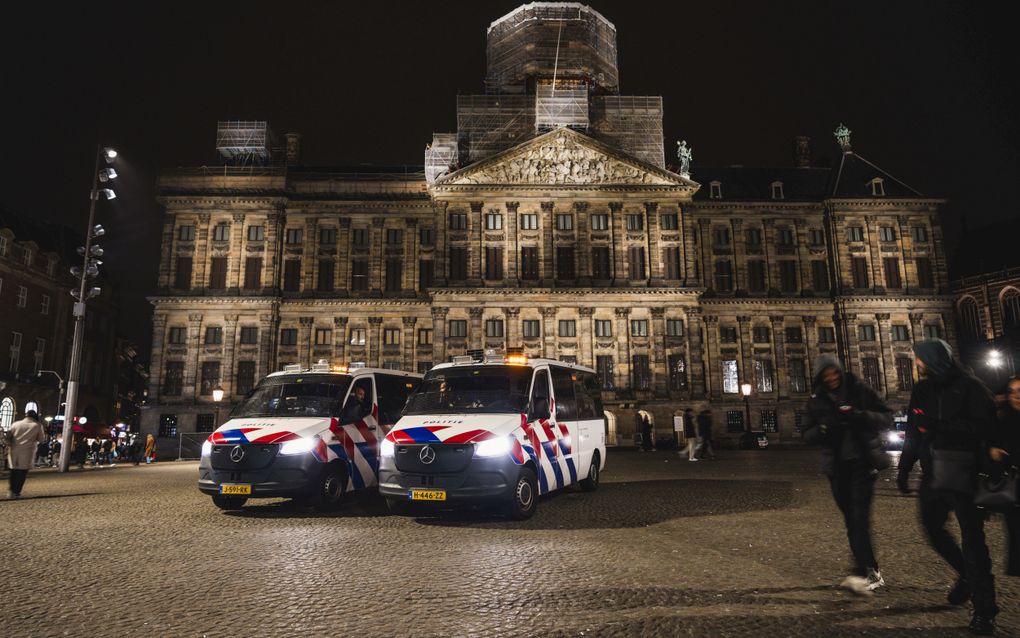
[842,313,859,373]
[738,315,753,391]
[224,314,239,396]
[185,313,204,400]
[542,307,558,359]
[266,208,284,294]
[803,316,818,368]
[402,316,417,371]
[698,218,712,290]
[371,218,385,293]
[431,307,448,364]
[909,312,924,345]
[404,217,418,294]
[614,308,631,390]
[148,313,167,401]
[761,218,775,293]
[333,316,348,364]
[231,213,245,290]
[645,202,661,285]
[505,307,520,349]
[303,217,317,291]
[368,316,384,367]
[298,317,314,367]
[731,218,745,292]
[794,218,809,295]
[541,201,555,286]
[770,315,788,399]
[259,312,277,378]
[506,202,520,286]
[576,202,591,285]
[578,307,594,368]
[898,215,912,294]
[469,201,484,286]
[875,313,895,392]
[195,213,212,290]
[434,202,449,287]
[686,307,706,398]
[609,202,623,285]
[468,307,484,351]
[337,218,351,294]
[157,219,175,288]
[865,219,881,292]
[651,307,668,395]
[703,315,720,398]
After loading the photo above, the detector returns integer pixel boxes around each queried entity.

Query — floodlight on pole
[97,188,116,200]
[92,224,106,237]
[103,147,117,161]
[98,168,117,182]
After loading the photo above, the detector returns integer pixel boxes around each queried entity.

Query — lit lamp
[212,385,225,429]
[740,382,753,437]
[987,350,1003,368]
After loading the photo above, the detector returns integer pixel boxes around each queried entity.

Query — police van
[378,352,606,519]
[198,361,421,511]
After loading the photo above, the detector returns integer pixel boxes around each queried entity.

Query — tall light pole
[58,145,117,472]
[37,369,65,432]
[740,382,752,448]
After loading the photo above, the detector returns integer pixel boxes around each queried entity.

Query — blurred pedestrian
[101,437,113,465]
[898,339,998,635]
[144,433,156,464]
[50,438,61,467]
[35,438,49,467]
[5,410,48,499]
[989,376,1020,577]
[696,409,715,459]
[802,354,892,595]
[129,434,142,465]
[682,408,698,461]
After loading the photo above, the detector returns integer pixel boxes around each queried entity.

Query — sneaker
[865,568,885,591]
[689,458,699,462]
[948,577,971,605]
[840,575,873,596]
[968,614,995,636]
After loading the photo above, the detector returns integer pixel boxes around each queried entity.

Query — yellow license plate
[409,489,446,501]
[220,484,252,495]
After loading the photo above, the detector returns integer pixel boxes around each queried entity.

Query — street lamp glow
[212,386,225,403]
[740,383,753,397]
[103,147,117,160]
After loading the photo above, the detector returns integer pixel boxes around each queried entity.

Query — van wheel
[212,495,247,510]
[308,465,346,512]
[506,467,538,520]
[580,453,600,492]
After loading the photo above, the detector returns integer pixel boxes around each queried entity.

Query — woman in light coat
[6,410,47,498]
[144,434,156,464]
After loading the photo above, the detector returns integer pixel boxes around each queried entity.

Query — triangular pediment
[434,128,697,189]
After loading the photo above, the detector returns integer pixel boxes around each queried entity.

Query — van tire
[212,495,247,510]
[506,467,538,520]
[307,464,347,512]
[580,452,600,492]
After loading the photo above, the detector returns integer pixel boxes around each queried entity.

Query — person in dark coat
[990,376,1020,577]
[802,353,892,594]
[898,339,998,635]
[681,408,698,461]
[696,410,714,459]
[639,413,653,451]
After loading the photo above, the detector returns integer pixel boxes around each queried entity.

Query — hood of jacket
[913,339,954,380]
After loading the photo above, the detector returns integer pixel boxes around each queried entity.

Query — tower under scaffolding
[456,95,535,165]
[590,96,665,168]
[535,81,589,131]
[216,121,274,165]
[425,134,459,183]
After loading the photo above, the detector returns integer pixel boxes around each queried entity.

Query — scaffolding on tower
[590,96,665,168]
[215,121,275,166]
[425,134,459,184]
[456,95,535,164]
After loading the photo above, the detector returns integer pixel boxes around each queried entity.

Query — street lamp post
[37,370,65,432]
[740,382,752,448]
[58,145,117,473]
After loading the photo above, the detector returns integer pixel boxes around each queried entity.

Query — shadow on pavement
[412,478,794,530]
[221,494,390,519]
[1,493,100,502]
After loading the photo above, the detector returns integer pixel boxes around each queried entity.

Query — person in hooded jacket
[898,339,998,635]
[802,354,892,594]
[989,376,1020,577]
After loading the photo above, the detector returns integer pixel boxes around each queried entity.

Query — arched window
[0,397,14,431]
[958,297,983,341]
[1001,288,1020,328]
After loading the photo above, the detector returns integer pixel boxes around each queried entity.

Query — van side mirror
[529,397,549,421]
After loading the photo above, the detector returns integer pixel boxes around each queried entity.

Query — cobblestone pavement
[1,450,1018,637]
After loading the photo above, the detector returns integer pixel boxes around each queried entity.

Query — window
[520,213,539,230]
[418,328,433,345]
[916,257,934,289]
[779,261,798,293]
[896,357,914,391]
[351,260,369,291]
[912,226,929,243]
[631,355,651,390]
[847,226,864,242]
[283,260,301,292]
[33,338,44,374]
[448,248,468,281]
[851,257,869,289]
[879,226,896,242]
[213,224,230,242]
[862,357,881,391]
[386,229,404,245]
[449,212,467,230]
[159,414,179,437]
[174,256,192,290]
[722,360,739,394]
[745,228,762,247]
[318,260,335,292]
[556,247,576,280]
[660,214,678,230]
[884,257,902,288]
[771,181,784,200]
[319,228,337,245]
[1003,290,1020,327]
[236,361,256,396]
[239,327,258,344]
[315,328,332,346]
[818,326,836,343]
[858,324,876,341]
[419,260,435,291]
[280,329,298,346]
[924,324,943,339]
[17,285,27,308]
[666,319,684,337]
[40,294,50,315]
[663,247,681,280]
[209,257,227,289]
[285,228,303,245]
[591,247,611,280]
[247,225,264,241]
[809,228,825,246]
[383,328,400,345]
[420,228,435,246]
[761,409,778,433]
[596,355,615,389]
[417,361,433,375]
[628,247,645,280]
[205,327,223,345]
[558,320,576,337]
[785,326,803,343]
[747,260,766,293]
[448,320,467,338]
[195,414,215,433]
[777,228,795,247]
[595,319,613,337]
[720,326,737,343]
[811,260,829,292]
[385,259,402,292]
[520,247,539,280]
[163,362,184,396]
[178,225,195,241]
[709,181,722,199]
[668,354,688,391]
[555,214,574,231]
[168,327,186,345]
[485,319,504,338]
[243,257,262,289]
[484,211,502,230]
[484,247,503,281]
[352,228,369,246]
[871,178,886,197]
[789,359,807,393]
[714,260,733,292]
[959,298,982,340]
[349,328,366,346]
[626,214,644,231]
[0,397,13,431]
[891,324,909,341]
[752,326,770,343]
[631,320,648,337]
[200,361,221,395]
[522,319,540,338]
[712,227,731,246]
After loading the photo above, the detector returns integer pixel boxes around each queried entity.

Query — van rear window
[404,366,531,415]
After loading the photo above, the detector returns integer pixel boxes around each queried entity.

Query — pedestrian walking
[35,438,49,467]
[638,413,653,451]
[897,339,998,635]
[5,410,48,499]
[696,409,715,459]
[101,437,113,465]
[682,408,698,461]
[989,376,1020,577]
[802,354,892,595]
[144,433,156,464]
[129,434,142,465]
[50,438,61,467]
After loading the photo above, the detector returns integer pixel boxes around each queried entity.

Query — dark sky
[2,1,1017,358]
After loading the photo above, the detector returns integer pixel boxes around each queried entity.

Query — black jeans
[9,469,28,495]
[830,461,878,575]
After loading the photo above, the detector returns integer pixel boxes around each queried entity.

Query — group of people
[805,339,1019,636]
[70,433,156,468]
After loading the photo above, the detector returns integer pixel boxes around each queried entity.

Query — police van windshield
[230,374,352,419]
[403,366,532,415]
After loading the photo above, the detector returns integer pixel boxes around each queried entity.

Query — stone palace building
[142,3,956,447]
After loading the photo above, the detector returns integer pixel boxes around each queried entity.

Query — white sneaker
[840,575,873,596]
[689,458,699,462]
[865,568,885,591]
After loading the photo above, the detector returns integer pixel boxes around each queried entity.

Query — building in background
[144,3,956,448]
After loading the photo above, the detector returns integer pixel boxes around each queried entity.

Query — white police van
[378,352,606,519]
[198,361,421,511]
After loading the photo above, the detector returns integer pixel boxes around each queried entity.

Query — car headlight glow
[380,438,395,458]
[279,437,317,456]
[201,440,212,457]
[474,435,512,458]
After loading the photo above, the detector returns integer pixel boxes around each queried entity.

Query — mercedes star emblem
[229,445,246,463]
[419,445,436,465]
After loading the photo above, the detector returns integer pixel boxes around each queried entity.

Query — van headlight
[279,437,317,456]
[201,440,212,457]
[380,439,395,458]
[474,436,512,458]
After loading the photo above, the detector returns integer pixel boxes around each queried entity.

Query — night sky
[2,1,1016,358]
